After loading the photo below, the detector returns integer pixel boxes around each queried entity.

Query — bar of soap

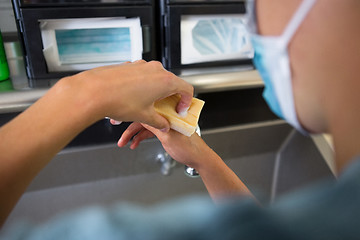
[154,94,205,137]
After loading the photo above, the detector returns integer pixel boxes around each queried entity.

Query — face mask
[246,0,317,134]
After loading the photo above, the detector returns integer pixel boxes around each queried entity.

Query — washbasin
[4,120,335,228]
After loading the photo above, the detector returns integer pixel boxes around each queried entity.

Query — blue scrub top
[2,157,360,240]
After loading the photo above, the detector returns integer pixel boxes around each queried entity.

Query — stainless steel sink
[4,120,335,228]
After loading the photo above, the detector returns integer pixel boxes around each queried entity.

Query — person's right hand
[65,60,193,131]
[115,122,254,202]
[118,122,212,170]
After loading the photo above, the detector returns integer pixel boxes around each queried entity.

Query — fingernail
[117,139,123,147]
[130,142,137,150]
[161,128,169,133]
[112,120,122,125]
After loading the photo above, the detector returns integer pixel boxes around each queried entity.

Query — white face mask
[246,0,317,134]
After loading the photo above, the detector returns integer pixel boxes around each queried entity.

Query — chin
[301,122,327,135]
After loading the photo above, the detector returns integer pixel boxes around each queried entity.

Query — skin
[119,123,252,202]
[257,0,360,170]
[1,0,359,229]
[0,60,193,226]
[119,0,360,201]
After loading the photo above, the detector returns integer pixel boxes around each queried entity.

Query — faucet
[156,126,201,177]
[156,152,176,175]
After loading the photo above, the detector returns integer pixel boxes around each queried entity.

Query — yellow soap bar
[154,94,205,136]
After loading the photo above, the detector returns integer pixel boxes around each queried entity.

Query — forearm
[134,126,254,202]
[0,61,194,226]
[0,77,99,226]
[195,146,253,202]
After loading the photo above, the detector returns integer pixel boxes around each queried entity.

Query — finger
[110,119,122,125]
[130,129,155,149]
[117,122,143,147]
[175,83,194,114]
[176,94,192,115]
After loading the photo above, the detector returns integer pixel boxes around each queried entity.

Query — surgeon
[2,0,360,239]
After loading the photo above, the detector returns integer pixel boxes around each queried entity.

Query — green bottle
[0,30,10,81]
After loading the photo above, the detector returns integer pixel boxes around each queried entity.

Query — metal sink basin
[4,120,335,228]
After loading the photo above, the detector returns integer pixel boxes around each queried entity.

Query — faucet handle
[184,166,199,177]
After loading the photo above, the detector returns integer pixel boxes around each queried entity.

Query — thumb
[176,92,193,114]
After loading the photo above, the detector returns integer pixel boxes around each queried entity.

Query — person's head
[250,0,360,134]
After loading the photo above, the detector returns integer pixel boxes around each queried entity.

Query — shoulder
[267,156,360,239]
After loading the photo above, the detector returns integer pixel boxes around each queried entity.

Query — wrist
[54,75,102,125]
[189,136,222,172]
[195,148,223,174]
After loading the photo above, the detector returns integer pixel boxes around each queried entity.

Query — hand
[118,122,210,169]
[117,122,155,150]
[128,124,254,201]
[69,60,193,131]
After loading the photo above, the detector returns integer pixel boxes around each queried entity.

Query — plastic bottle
[0,30,10,81]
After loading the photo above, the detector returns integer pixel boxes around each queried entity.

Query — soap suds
[178,106,189,118]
